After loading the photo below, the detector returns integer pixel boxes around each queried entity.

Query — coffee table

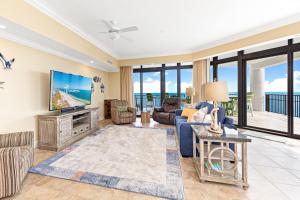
[191,125,251,189]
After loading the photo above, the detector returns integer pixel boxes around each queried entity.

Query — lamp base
[208,127,223,134]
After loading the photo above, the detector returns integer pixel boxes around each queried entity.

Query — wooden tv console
[38,108,99,151]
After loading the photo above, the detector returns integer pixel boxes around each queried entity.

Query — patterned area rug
[30,125,184,200]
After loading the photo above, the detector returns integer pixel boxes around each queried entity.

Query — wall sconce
[0,81,5,89]
[0,53,15,69]
[100,83,105,93]
[93,76,101,83]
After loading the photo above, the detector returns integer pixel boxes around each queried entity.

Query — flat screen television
[49,70,92,111]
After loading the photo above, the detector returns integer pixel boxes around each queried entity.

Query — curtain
[193,59,208,102]
[120,66,133,107]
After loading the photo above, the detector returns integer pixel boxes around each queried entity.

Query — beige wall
[108,72,121,99]
[0,39,109,142]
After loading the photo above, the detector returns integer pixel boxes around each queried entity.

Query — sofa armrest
[223,117,234,126]
[0,131,34,148]
[127,107,136,113]
[154,107,164,112]
[175,109,183,116]
[0,147,21,198]
[168,109,176,113]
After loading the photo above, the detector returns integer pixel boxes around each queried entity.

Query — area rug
[29,125,184,200]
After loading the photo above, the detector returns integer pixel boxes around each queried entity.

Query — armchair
[111,100,136,124]
[153,97,181,125]
[0,131,34,198]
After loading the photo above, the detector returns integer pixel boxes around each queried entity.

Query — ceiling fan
[99,20,138,41]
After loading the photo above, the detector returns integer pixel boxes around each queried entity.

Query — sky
[211,60,300,93]
[133,68,192,93]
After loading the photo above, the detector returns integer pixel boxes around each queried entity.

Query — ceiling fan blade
[98,31,109,34]
[119,26,138,33]
[102,20,114,30]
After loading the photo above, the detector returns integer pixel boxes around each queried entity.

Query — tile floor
[4,118,300,200]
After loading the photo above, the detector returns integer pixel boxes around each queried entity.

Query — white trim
[25,0,119,59]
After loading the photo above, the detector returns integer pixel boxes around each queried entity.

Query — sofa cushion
[159,112,170,119]
[117,106,128,112]
[119,112,133,118]
[191,107,208,123]
[181,108,198,122]
[195,102,226,124]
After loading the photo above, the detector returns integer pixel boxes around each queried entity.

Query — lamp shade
[205,81,229,102]
[186,87,195,96]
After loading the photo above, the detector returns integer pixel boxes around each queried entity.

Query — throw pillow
[117,106,128,112]
[203,114,212,123]
[191,107,208,123]
[181,108,198,122]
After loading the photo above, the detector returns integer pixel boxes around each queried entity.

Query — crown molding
[25,0,119,59]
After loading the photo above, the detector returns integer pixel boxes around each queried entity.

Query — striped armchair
[0,131,34,198]
[111,100,136,124]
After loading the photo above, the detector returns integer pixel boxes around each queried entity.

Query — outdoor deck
[231,111,300,134]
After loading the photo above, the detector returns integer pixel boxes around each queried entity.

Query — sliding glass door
[246,55,288,133]
[294,51,300,135]
[142,72,161,113]
[209,39,300,138]
[133,72,141,115]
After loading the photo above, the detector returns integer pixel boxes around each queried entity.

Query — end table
[191,125,251,189]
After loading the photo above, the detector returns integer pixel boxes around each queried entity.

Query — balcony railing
[134,93,187,112]
[265,94,300,117]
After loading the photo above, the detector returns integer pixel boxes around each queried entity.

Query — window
[165,69,177,97]
[180,68,193,103]
[218,61,238,124]
[133,63,193,115]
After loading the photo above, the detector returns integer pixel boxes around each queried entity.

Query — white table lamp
[205,81,229,134]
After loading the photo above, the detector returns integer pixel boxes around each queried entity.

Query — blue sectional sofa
[175,102,235,157]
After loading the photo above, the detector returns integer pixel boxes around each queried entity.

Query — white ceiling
[27,0,300,59]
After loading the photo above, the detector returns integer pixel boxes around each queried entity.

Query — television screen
[50,70,92,111]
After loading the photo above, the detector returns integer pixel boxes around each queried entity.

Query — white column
[250,66,265,111]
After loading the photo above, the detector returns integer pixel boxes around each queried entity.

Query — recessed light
[0,24,6,29]
[90,60,94,64]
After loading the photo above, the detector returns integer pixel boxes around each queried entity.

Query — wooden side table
[104,99,117,119]
[191,125,251,189]
[141,111,150,123]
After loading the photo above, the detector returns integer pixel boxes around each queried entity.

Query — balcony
[227,93,300,134]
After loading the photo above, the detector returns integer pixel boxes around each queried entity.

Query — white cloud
[145,77,153,82]
[264,71,300,92]
[181,82,192,92]
[134,80,161,93]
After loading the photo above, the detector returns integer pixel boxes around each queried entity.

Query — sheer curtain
[120,66,133,107]
[192,59,209,102]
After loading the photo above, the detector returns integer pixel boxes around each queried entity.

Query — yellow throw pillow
[181,108,198,122]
